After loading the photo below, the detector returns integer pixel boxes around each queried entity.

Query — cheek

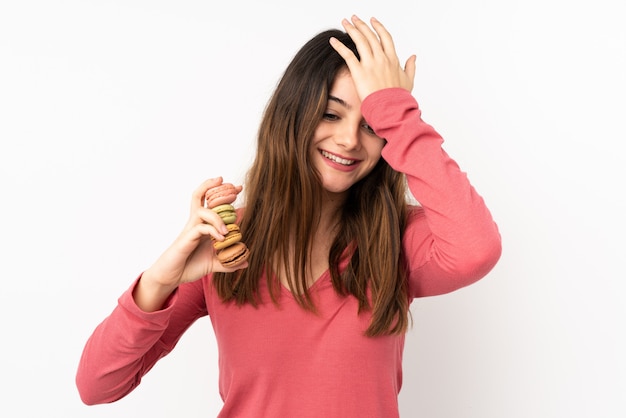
[309,125,327,151]
[367,137,385,161]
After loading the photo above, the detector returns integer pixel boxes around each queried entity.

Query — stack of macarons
[204,182,250,268]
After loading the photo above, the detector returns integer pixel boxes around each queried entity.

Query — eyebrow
[328,95,352,110]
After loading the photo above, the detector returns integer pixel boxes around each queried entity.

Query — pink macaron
[204,183,240,209]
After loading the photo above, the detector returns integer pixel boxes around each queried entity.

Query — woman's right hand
[133,177,245,311]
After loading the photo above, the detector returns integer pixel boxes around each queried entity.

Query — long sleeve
[361,88,502,298]
[76,277,207,405]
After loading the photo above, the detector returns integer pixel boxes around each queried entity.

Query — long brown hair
[213,29,410,336]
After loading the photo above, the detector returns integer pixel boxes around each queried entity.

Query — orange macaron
[213,223,242,250]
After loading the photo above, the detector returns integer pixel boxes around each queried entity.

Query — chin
[323,186,350,195]
[320,179,354,196]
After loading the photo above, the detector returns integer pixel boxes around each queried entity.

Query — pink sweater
[76,88,501,417]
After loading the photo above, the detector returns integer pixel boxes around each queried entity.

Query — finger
[340,18,373,59]
[181,221,225,247]
[370,17,398,59]
[195,222,224,241]
[349,15,382,56]
[198,206,229,234]
[329,36,360,67]
[220,261,249,273]
[191,177,223,210]
[184,202,227,238]
[404,54,417,86]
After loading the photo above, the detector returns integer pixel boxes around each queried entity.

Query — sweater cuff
[361,88,418,124]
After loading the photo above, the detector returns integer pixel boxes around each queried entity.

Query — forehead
[328,70,360,108]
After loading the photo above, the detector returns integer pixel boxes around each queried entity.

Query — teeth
[321,150,356,166]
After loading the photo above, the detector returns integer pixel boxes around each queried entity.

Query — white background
[1,0,624,417]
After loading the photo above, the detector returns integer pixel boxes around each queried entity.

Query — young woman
[76,16,501,417]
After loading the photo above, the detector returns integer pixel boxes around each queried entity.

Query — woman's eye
[323,113,339,121]
[362,123,376,135]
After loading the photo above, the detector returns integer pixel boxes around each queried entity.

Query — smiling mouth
[320,150,357,166]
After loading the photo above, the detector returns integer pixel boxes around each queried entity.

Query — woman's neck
[275,191,345,292]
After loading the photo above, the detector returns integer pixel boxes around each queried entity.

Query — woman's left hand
[330,15,416,101]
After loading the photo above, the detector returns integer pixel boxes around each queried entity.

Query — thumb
[404,55,417,91]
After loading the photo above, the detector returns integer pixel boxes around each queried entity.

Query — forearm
[133,269,179,312]
[363,88,501,294]
[76,279,175,404]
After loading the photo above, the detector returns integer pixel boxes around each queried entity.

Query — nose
[335,124,361,151]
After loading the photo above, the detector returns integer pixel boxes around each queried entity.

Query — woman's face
[310,70,385,198]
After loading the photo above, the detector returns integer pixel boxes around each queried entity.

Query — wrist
[133,270,178,312]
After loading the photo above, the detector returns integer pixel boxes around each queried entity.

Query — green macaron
[212,203,237,225]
